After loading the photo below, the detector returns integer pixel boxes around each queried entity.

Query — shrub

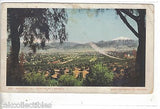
[23,72,58,86]
[47,79,58,86]
[58,75,82,86]
[84,63,114,86]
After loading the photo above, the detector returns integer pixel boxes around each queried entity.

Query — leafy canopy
[7,8,68,52]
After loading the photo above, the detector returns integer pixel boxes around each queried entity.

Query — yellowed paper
[0,3,154,93]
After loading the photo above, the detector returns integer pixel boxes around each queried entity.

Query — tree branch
[119,9,138,21]
[116,9,139,38]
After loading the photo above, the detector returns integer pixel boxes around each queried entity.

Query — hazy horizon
[46,36,137,44]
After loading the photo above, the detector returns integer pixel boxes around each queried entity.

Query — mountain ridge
[16,37,138,53]
[44,37,138,51]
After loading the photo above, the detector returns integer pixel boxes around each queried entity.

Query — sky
[65,9,138,43]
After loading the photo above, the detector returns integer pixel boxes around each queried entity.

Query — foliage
[84,63,114,86]
[58,74,82,86]
[77,72,83,81]
[23,72,58,86]
[68,69,73,75]
[47,79,58,86]
[7,8,68,51]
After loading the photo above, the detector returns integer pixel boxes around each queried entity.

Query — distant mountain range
[45,42,93,50]
[95,37,138,49]
[44,37,138,51]
[9,37,138,53]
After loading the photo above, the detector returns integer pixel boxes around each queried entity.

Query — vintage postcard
[0,3,154,93]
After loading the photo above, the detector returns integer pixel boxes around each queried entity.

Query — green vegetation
[7,50,136,86]
[58,75,82,86]
[84,63,114,86]
[23,72,58,86]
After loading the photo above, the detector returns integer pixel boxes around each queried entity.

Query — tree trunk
[7,16,21,86]
[136,36,145,86]
[135,10,146,86]
[10,17,20,67]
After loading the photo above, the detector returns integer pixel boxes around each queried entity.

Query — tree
[7,8,68,85]
[115,9,146,86]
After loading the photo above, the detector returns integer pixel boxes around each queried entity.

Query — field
[15,50,136,86]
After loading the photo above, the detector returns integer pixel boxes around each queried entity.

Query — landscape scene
[7,8,146,86]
